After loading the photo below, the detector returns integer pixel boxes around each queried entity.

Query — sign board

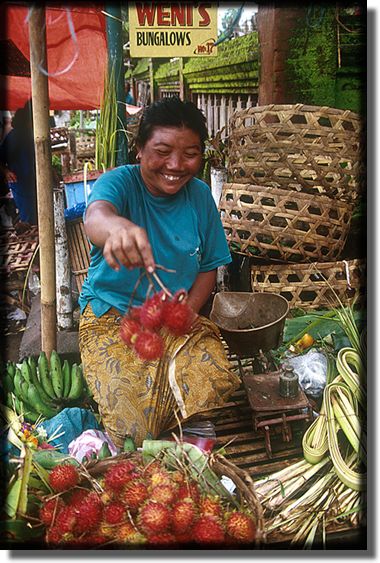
[128,3,218,57]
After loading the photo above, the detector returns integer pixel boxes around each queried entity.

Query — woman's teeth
[163,174,181,181]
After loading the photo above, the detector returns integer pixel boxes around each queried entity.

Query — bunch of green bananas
[1,351,87,424]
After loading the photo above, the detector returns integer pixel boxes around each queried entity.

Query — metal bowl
[210,291,289,357]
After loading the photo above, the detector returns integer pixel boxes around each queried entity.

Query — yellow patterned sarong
[79,304,241,448]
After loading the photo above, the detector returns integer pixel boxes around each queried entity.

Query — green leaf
[5,478,22,518]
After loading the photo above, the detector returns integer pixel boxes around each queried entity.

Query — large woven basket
[251,258,366,310]
[219,183,353,263]
[228,104,364,203]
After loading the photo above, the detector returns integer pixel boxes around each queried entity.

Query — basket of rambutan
[37,441,266,550]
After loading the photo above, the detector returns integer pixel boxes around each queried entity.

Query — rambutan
[148,468,173,489]
[68,487,89,507]
[162,297,193,336]
[48,463,79,492]
[45,526,63,545]
[172,498,198,535]
[225,511,256,544]
[104,460,137,492]
[116,522,147,545]
[122,479,149,511]
[137,500,172,535]
[39,497,65,527]
[143,460,163,476]
[193,515,226,545]
[103,500,126,524]
[74,492,103,533]
[54,504,77,534]
[199,495,223,520]
[120,317,141,346]
[149,483,178,505]
[148,532,177,547]
[140,292,165,330]
[134,330,164,361]
[177,480,200,504]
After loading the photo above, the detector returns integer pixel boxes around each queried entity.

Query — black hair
[136,96,208,153]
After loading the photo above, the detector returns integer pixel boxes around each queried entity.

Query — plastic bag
[68,429,118,462]
[283,349,328,399]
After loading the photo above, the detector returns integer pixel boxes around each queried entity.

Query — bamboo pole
[28,5,57,355]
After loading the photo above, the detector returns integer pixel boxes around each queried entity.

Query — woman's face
[138,126,203,197]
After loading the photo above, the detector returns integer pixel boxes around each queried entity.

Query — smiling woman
[78,97,240,448]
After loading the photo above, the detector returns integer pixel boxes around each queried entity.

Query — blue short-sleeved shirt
[78,165,231,317]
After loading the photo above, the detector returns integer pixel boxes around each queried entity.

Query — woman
[79,97,240,448]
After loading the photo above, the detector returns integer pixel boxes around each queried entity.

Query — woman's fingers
[103,225,155,272]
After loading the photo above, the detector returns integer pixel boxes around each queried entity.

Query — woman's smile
[138,126,203,197]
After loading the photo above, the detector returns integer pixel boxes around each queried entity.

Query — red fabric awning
[0,3,108,111]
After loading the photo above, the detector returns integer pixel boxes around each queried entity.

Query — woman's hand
[84,201,155,272]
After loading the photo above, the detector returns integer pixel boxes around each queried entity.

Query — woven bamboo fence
[250,258,366,310]
[228,104,365,203]
[219,183,353,263]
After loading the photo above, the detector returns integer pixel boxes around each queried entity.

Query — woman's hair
[136,96,208,152]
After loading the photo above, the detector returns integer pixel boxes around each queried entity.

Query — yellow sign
[128,3,218,57]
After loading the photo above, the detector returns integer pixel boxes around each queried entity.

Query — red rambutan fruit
[45,526,63,545]
[147,532,177,547]
[54,504,77,534]
[225,511,256,544]
[149,483,178,505]
[193,515,226,545]
[74,492,103,534]
[199,495,223,520]
[137,500,172,535]
[134,330,164,361]
[177,480,200,504]
[68,487,89,507]
[103,501,126,525]
[104,460,137,492]
[39,497,65,527]
[172,498,198,535]
[48,463,79,492]
[123,479,149,512]
[120,317,141,346]
[140,292,166,330]
[116,522,147,545]
[162,295,193,336]
[148,468,173,489]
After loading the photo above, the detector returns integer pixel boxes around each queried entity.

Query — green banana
[50,350,63,398]
[27,384,58,419]
[22,404,40,424]
[3,372,14,394]
[19,379,31,405]
[6,361,16,380]
[20,360,32,383]
[13,368,24,400]
[67,363,84,400]
[26,356,52,405]
[62,359,72,397]
[27,356,38,383]
[37,352,56,399]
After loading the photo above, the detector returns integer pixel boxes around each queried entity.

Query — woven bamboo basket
[251,258,366,310]
[219,183,353,263]
[228,104,365,203]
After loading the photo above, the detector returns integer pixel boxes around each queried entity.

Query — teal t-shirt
[78,165,231,317]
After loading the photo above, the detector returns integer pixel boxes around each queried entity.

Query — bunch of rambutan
[40,457,257,549]
[120,289,194,361]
